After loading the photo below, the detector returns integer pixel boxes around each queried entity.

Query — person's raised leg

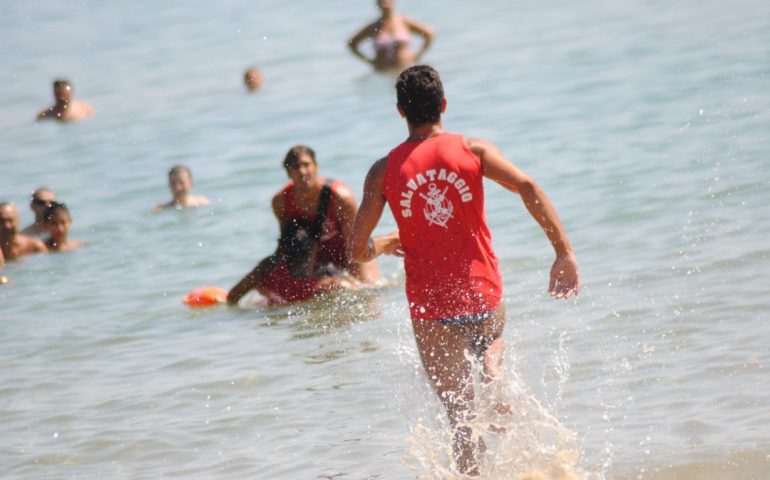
[412,318,481,476]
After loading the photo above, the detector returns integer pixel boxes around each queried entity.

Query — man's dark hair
[43,202,70,223]
[283,145,316,171]
[53,79,71,90]
[395,65,444,127]
[169,164,192,180]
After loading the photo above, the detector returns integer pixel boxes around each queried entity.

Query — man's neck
[173,193,189,204]
[407,122,443,142]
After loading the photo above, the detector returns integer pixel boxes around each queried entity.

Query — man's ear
[397,104,406,118]
[440,98,447,113]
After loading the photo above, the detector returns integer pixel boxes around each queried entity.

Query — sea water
[1,0,769,478]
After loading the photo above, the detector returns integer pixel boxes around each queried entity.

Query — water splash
[403,356,600,479]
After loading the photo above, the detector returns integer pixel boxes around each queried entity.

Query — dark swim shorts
[437,309,495,326]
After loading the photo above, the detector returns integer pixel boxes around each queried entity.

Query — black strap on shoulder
[311,179,333,241]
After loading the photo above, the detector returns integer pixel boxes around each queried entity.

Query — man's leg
[412,319,481,476]
[468,304,506,383]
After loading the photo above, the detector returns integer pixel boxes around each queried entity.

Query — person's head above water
[43,202,71,238]
[0,203,21,238]
[168,165,193,198]
[395,65,445,127]
[53,79,74,103]
[244,68,263,92]
[30,187,56,221]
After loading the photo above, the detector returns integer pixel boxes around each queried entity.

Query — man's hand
[377,231,404,257]
[549,253,579,299]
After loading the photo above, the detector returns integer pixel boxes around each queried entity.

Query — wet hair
[168,164,192,180]
[395,65,444,127]
[282,145,316,171]
[53,79,71,90]
[43,202,70,223]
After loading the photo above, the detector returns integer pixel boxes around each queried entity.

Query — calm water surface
[1,1,769,479]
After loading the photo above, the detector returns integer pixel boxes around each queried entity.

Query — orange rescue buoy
[183,286,228,308]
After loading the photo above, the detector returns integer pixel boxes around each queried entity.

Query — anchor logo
[420,183,453,228]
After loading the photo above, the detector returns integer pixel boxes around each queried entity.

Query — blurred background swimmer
[348,0,434,72]
[43,202,83,252]
[36,79,94,122]
[0,202,48,260]
[243,67,263,92]
[21,187,56,237]
[153,165,210,212]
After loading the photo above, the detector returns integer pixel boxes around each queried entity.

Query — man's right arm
[347,158,402,263]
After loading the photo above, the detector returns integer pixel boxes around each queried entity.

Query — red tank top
[280,178,348,269]
[383,133,502,320]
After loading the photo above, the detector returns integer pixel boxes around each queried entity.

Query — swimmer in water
[153,165,210,212]
[36,79,95,122]
[348,0,434,72]
[21,187,56,237]
[0,202,48,260]
[43,202,84,252]
[244,67,263,92]
[227,145,380,305]
[347,65,580,476]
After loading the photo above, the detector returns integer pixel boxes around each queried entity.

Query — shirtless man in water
[227,145,380,305]
[0,203,48,260]
[153,165,210,212]
[347,65,579,476]
[36,79,94,122]
[21,187,56,237]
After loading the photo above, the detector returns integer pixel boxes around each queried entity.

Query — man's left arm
[471,138,579,299]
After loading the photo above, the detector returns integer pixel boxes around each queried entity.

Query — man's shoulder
[18,234,46,252]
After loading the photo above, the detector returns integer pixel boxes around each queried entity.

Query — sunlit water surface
[1,1,769,478]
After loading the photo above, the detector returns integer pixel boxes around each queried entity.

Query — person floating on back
[0,202,48,260]
[347,65,580,476]
[227,145,381,306]
[43,202,84,252]
[348,0,434,72]
[153,165,210,212]
[36,79,95,122]
[21,187,56,237]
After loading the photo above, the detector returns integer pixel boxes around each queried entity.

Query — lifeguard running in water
[36,79,94,122]
[348,0,434,72]
[347,65,579,476]
[227,146,380,305]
